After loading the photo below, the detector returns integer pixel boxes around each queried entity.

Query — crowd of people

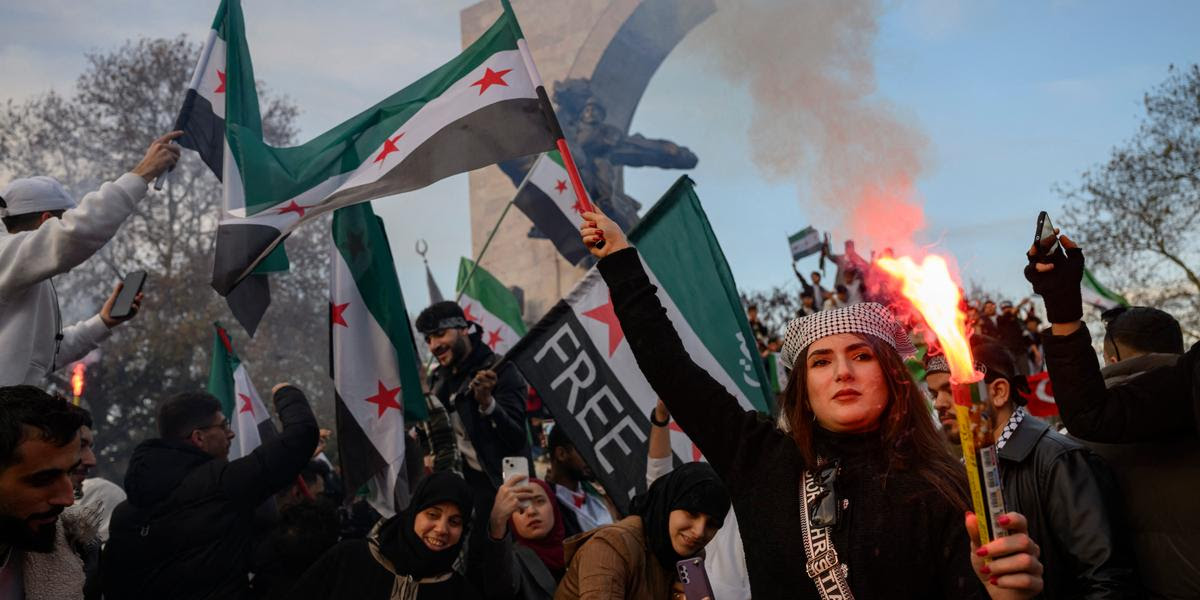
[0,130,1197,600]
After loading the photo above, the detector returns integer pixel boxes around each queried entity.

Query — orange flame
[71,363,85,398]
[875,255,976,382]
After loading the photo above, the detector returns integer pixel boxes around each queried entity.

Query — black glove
[1023,247,1084,324]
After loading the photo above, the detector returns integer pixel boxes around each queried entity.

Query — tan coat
[554,516,674,600]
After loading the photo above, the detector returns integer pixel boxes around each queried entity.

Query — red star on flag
[462,303,479,323]
[471,67,512,95]
[331,302,350,327]
[215,70,226,94]
[582,296,624,356]
[554,180,567,194]
[668,421,703,461]
[277,200,307,217]
[365,381,403,418]
[486,327,504,350]
[571,198,586,215]
[373,133,404,164]
[238,393,255,415]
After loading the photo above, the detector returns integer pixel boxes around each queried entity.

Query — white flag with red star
[206,324,275,461]
[329,202,426,517]
[456,258,528,356]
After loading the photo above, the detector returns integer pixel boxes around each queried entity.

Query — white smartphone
[501,456,531,508]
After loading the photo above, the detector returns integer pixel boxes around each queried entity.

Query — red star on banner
[571,198,586,215]
[668,421,703,461]
[470,67,512,95]
[365,381,403,418]
[238,393,255,415]
[462,303,479,323]
[331,302,350,327]
[373,133,404,164]
[215,70,226,94]
[582,296,624,356]
[486,327,504,350]
[554,180,567,194]
[277,201,307,217]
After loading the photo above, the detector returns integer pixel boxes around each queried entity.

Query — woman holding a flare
[578,210,1044,600]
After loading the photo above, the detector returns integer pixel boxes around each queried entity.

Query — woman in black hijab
[291,472,483,600]
[556,462,731,600]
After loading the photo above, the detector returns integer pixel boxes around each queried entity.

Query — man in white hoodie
[0,131,181,387]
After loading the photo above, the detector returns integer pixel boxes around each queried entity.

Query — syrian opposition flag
[1019,371,1058,417]
[456,258,528,355]
[512,151,590,264]
[330,202,427,517]
[508,176,773,511]
[1081,268,1130,311]
[176,0,559,334]
[788,226,822,261]
[206,323,275,460]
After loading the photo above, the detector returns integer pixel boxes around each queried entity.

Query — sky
[2,0,1198,318]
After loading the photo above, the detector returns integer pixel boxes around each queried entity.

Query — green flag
[1081,268,1129,310]
[508,176,772,510]
[330,202,426,516]
[207,323,274,460]
[456,258,528,355]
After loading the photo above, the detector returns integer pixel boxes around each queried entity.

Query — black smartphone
[109,270,147,319]
[1034,211,1062,258]
[676,557,715,600]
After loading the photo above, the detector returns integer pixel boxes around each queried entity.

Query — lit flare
[874,255,975,381]
[71,363,86,400]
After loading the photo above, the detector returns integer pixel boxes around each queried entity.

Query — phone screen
[1035,212,1061,257]
[110,270,147,319]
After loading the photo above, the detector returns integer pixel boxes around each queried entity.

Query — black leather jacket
[429,333,531,485]
[999,415,1140,599]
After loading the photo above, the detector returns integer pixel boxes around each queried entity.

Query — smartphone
[676,557,715,600]
[109,270,147,319]
[1033,212,1062,258]
[501,456,531,508]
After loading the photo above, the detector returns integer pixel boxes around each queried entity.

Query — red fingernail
[975,547,988,557]
[965,511,974,519]
[997,515,1011,526]
[989,577,998,586]
[980,566,990,575]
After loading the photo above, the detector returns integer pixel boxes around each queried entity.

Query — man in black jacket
[1027,231,1200,599]
[101,384,318,600]
[927,341,1138,599]
[416,301,530,516]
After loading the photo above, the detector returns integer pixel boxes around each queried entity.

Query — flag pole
[502,0,604,248]
[455,156,540,303]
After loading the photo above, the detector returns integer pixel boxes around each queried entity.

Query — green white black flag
[456,258,528,356]
[207,323,275,461]
[508,176,772,510]
[330,202,426,517]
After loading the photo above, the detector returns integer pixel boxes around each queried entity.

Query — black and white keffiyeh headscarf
[781,302,917,372]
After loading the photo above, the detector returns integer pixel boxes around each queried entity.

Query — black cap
[970,340,1030,403]
[1104,306,1184,355]
[415,301,469,335]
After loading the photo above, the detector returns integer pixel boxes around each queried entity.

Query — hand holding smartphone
[109,270,147,320]
[676,557,715,600]
[1033,211,1063,259]
[502,456,531,508]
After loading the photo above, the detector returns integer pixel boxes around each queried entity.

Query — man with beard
[102,385,318,600]
[0,385,87,599]
[416,301,530,516]
[922,354,961,446]
[545,425,619,537]
[924,343,1136,598]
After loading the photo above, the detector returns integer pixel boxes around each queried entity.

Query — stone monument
[461,0,713,322]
